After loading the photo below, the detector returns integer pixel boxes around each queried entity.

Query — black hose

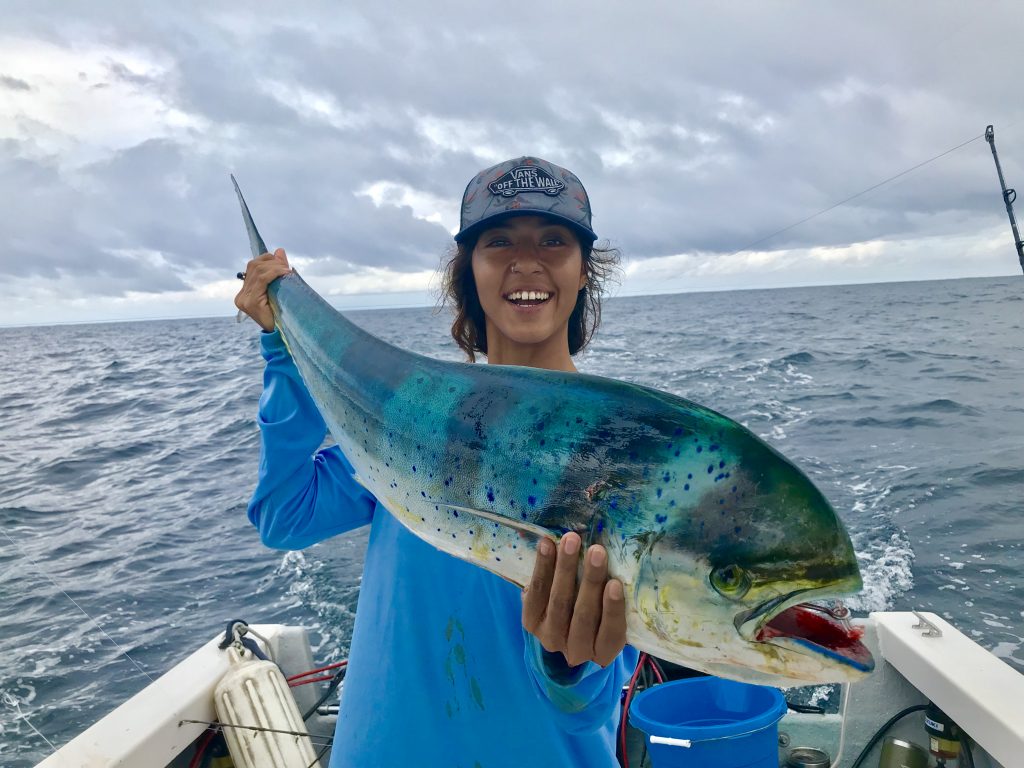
[786,701,825,714]
[849,704,929,768]
[961,734,976,768]
[302,667,347,721]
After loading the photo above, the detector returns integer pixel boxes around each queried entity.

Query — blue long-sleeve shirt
[247,330,639,767]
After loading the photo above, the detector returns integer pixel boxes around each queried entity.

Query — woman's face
[471,215,587,357]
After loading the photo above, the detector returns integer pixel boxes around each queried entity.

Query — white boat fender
[213,622,321,768]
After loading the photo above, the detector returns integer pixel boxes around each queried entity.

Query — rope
[179,719,334,749]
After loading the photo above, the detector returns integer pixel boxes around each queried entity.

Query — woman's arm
[247,328,376,549]
[522,633,639,733]
[236,248,376,548]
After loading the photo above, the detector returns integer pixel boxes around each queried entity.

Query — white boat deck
[33,613,1024,767]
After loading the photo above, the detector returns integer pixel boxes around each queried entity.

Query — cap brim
[454,210,597,245]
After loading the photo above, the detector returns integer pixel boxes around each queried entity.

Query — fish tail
[231,174,270,258]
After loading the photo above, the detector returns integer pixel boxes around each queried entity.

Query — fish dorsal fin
[442,503,559,547]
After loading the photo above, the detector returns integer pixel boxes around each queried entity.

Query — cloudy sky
[2,1,1022,326]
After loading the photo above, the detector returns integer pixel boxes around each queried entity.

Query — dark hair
[439,229,620,362]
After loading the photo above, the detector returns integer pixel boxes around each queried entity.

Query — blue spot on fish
[528,496,537,506]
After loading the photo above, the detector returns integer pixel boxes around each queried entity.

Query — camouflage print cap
[454,156,597,244]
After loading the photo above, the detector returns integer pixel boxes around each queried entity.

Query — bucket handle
[650,736,692,748]
[647,720,779,749]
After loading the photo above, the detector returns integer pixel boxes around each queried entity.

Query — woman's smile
[504,288,553,308]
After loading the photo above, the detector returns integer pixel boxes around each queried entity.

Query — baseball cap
[454,156,597,244]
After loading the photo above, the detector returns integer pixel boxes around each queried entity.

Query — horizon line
[2,271,1018,330]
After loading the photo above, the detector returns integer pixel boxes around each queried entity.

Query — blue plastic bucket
[628,677,786,768]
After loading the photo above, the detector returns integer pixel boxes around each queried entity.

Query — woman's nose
[510,243,543,271]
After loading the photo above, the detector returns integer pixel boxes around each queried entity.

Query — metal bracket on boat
[218,619,273,661]
[911,611,943,638]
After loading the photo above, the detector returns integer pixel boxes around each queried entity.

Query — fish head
[626,437,874,685]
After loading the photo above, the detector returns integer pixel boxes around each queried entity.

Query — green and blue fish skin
[234,178,873,685]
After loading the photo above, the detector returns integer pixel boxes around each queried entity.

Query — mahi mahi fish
[233,176,874,685]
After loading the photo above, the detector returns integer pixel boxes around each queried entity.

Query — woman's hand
[234,248,292,332]
[522,532,628,668]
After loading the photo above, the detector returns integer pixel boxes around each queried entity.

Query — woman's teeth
[507,291,551,303]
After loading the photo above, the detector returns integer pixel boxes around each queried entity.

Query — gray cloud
[1,0,1021,315]
[1,74,31,90]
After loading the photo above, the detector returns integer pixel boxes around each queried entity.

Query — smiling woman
[441,157,620,369]
[234,155,638,768]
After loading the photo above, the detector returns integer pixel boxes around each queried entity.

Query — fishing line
[724,132,988,259]
[2,691,59,753]
[0,527,156,684]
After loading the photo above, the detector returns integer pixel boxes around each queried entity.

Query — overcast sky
[2,1,1022,326]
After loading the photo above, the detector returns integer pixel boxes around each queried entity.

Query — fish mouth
[737,582,874,672]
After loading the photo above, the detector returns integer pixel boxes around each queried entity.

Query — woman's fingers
[564,545,608,666]
[541,533,582,650]
[593,579,627,667]
[522,537,556,634]
[234,249,291,331]
[521,533,629,667]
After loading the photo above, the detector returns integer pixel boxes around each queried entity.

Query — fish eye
[710,564,751,599]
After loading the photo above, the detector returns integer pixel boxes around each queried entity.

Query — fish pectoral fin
[441,503,558,546]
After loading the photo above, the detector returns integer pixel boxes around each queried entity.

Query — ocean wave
[903,398,982,416]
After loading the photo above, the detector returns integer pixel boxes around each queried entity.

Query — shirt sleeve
[247,329,377,550]
[522,630,640,734]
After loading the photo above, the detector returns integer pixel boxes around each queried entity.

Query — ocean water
[1,275,1022,765]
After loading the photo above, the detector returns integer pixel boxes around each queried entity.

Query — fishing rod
[984,125,1024,274]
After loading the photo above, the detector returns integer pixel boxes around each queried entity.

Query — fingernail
[563,534,579,555]
[609,580,623,600]
[589,546,606,567]
[538,538,553,556]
